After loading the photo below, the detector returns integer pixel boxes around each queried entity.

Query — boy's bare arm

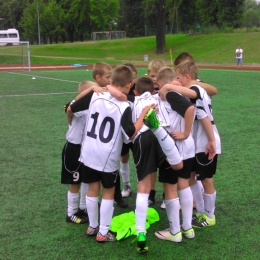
[171,105,195,140]
[200,116,216,160]
[160,84,197,100]
[75,85,106,101]
[189,80,218,96]
[66,106,73,125]
[106,85,127,101]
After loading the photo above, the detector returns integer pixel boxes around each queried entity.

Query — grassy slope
[24,32,260,65]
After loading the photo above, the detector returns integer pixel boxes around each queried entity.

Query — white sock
[135,193,149,233]
[79,183,89,210]
[204,192,216,219]
[165,198,180,235]
[67,191,79,217]
[190,183,204,214]
[86,196,99,228]
[197,180,204,194]
[120,162,130,185]
[152,127,182,165]
[179,187,193,230]
[99,199,114,236]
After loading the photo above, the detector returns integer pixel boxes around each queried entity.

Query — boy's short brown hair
[124,63,137,74]
[78,80,97,93]
[92,62,112,80]
[135,76,154,95]
[175,61,198,80]
[174,52,196,67]
[157,67,176,86]
[111,65,133,87]
[148,60,166,73]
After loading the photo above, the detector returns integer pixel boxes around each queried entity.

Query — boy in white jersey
[153,67,196,241]
[108,76,183,252]
[66,65,152,243]
[175,61,221,228]
[61,80,104,224]
[147,60,167,207]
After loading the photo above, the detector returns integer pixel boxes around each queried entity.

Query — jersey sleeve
[189,85,201,104]
[121,106,136,138]
[166,91,193,118]
[70,92,94,113]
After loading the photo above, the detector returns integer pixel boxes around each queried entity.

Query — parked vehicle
[0,29,20,46]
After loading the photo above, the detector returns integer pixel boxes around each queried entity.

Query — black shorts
[159,157,194,184]
[61,142,82,184]
[133,130,166,181]
[193,153,218,180]
[158,160,178,184]
[121,142,133,156]
[81,164,118,189]
[178,157,194,179]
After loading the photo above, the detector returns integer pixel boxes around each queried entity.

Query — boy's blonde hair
[92,62,112,80]
[174,52,196,67]
[111,65,133,87]
[148,60,166,73]
[157,67,176,86]
[135,76,154,95]
[78,80,97,93]
[175,61,198,80]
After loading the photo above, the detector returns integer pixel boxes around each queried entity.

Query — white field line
[0,72,79,97]
[7,71,81,83]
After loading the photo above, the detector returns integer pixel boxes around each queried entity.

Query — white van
[0,28,20,46]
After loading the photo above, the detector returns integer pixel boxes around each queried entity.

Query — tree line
[0,0,260,51]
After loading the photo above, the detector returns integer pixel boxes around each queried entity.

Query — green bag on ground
[110,208,160,240]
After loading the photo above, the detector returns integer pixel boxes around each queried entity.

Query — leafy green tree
[0,0,29,31]
[217,0,246,28]
[41,0,65,43]
[117,0,145,37]
[195,0,218,26]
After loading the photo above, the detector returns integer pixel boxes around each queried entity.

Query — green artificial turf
[0,68,260,259]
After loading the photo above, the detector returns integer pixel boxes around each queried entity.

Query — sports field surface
[1,68,260,259]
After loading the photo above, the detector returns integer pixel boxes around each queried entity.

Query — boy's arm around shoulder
[160,84,197,100]
[189,80,218,96]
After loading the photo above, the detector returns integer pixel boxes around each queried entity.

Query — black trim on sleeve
[70,92,94,113]
[121,106,136,138]
[166,91,193,118]
[190,85,202,103]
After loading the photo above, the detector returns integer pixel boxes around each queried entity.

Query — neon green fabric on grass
[110,208,160,240]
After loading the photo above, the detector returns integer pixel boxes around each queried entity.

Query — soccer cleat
[96,231,115,242]
[66,214,88,224]
[160,200,166,209]
[181,227,195,239]
[76,208,88,218]
[121,184,132,197]
[192,212,202,221]
[155,230,182,242]
[86,225,99,236]
[144,108,160,129]
[148,198,155,206]
[114,197,128,208]
[192,214,216,228]
[137,232,148,254]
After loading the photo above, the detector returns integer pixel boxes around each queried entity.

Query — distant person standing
[236,46,243,69]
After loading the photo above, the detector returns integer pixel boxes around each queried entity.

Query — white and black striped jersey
[66,110,88,145]
[163,91,195,160]
[128,92,170,141]
[70,91,135,172]
[189,85,221,154]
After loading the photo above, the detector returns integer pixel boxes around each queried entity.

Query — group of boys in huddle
[61,52,221,254]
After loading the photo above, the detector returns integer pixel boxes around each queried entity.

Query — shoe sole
[154,232,182,243]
